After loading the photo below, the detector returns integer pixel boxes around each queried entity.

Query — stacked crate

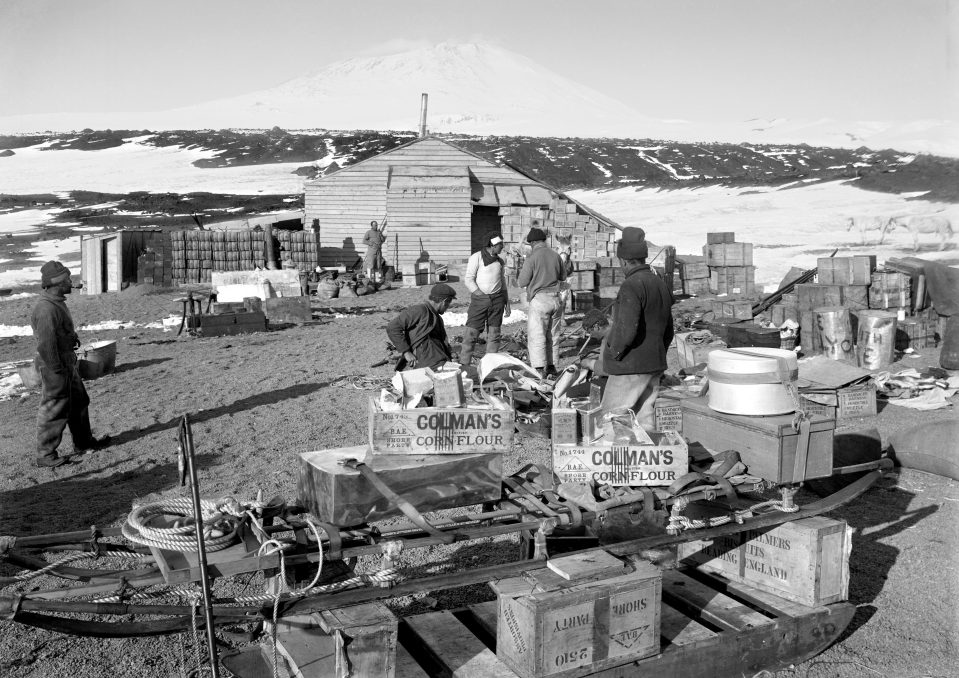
[595,261,624,308]
[703,232,756,296]
[497,197,618,261]
[793,256,876,355]
[170,229,267,284]
[868,269,911,312]
[276,230,319,271]
[677,256,710,296]
[134,232,174,287]
[569,261,598,311]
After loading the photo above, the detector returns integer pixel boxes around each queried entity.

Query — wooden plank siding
[305,138,553,271]
[304,137,623,273]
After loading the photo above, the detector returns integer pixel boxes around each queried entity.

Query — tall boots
[459,326,481,367]
[486,326,502,354]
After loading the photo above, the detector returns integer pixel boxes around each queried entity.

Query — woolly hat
[616,227,648,260]
[429,283,457,301]
[40,261,71,288]
[526,227,547,243]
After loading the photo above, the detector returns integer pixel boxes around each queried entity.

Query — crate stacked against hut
[169,230,266,284]
[275,229,320,271]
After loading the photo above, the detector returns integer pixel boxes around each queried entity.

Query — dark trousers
[36,361,93,460]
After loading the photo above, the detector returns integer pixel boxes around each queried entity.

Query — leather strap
[343,459,454,544]
[312,521,343,561]
[791,418,813,483]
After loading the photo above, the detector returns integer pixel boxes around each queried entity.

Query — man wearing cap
[460,233,511,367]
[517,222,567,377]
[362,220,385,280]
[598,227,674,429]
[386,283,457,370]
[31,261,109,468]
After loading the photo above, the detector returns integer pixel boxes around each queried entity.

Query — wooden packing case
[680,397,835,484]
[297,445,502,526]
[552,430,689,486]
[677,514,852,606]
[492,553,661,678]
[368,395,513,455]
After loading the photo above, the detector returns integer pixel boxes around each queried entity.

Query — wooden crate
[677,515,852,606]
[799,309,823,354]
[568,270,596,292]
[571,291,595,312]
[297,445,502,526]
[368,396,513,454]
[492,553,661,678]
[801,383,877,420]
[275,603,398,678]
[706,232,736,244]
[896,317,938,349]
[770,303,799,326]
[681,262,710,280]
[683,277,712,296]
[709,266,755,295]
[705,242,753,267]
[868,271,911,310]
[840,284,869,310]
[680,397,835,484]
[552,431,689,486]
[796,283,843,310]
[675,331,728,369]
[654,393,684,433]
[551,407,579,445]
[817,256,875,285]
[263,297,312,323]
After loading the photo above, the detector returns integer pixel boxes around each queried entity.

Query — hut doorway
[101,236,120,292]
[470,205,502,253]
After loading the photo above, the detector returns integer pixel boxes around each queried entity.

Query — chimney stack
[419,93,428,137]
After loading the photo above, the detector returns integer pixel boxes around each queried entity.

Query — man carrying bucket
[595,228,674,430]
[31,261,110,468]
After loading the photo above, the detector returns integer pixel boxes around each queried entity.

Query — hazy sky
[1,0,955,122]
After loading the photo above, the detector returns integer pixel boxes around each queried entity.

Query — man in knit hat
[596,227,674,430]
[31,261,109,467]
[460,232,511,367]
[516,221,567,377]
[386,282,457,370]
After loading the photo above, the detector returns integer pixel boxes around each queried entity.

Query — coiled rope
[121,498,241,553]
[331,374,394,390]
[666,491,800,535]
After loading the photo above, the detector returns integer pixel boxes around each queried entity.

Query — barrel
[855,310,897,370]
[941,315,959,370]
[814,306,855,361]
[80,340,117,376]
[707,347,799,416]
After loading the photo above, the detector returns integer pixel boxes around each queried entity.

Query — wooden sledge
[247,567,853,678]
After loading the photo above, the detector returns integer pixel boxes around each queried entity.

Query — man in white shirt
[460,233,511,366]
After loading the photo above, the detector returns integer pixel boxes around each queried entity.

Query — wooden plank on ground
[274,614,335,678]
[468,600,499,639]
[546,550,625,580]
[662,570,771,632]
[395,643,431,678]
[402,611,516,678]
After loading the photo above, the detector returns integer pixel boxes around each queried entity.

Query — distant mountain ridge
[0,42,955,156]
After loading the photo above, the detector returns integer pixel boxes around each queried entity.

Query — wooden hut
[303,137,621,276]
[79,230,166,294]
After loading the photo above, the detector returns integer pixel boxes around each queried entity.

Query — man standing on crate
[362,220,385,281]
[459,233,511,368]
[596,228,674,430]
[517,222,567,377]
[31,261,110,468]
[386,283,458,370]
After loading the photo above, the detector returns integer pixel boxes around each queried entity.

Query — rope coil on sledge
[121,497,241,553]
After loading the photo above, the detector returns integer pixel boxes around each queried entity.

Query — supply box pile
[298,365,513,527]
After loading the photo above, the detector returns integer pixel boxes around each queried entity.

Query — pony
[887,215,954,251]
[845,216,892,245]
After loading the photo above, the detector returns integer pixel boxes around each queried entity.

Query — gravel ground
[0,282,956,677]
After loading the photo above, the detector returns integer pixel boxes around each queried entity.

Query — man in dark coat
[598,228,674,429]
[386,283,457,370]
[31,261,109,468]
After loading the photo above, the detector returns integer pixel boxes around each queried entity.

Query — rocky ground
[0,282,956,677]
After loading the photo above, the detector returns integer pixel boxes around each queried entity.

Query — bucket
[79,340,117,376]
[815,306,855,361]
[855,310,897,370]
[707,347,798,416]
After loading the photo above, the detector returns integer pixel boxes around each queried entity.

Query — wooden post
[664,245,676,294]
[264,223,278,270]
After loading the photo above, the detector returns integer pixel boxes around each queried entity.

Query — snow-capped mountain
[0,41,955,156]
